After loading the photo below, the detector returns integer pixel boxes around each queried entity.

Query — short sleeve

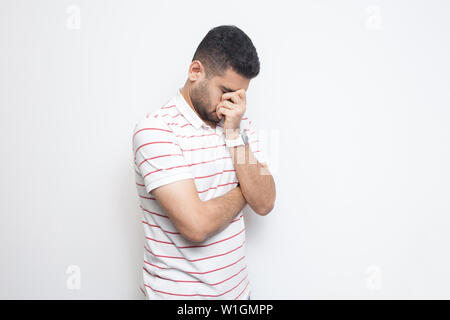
[132,116,194,194]
[244,117,271,172]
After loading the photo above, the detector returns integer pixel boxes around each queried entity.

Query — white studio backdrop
[1,0,450,299]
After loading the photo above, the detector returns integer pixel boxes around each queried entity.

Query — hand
[216,89,246,139]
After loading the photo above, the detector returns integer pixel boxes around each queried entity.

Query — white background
[1,0,450,299]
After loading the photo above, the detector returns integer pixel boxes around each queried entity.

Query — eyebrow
[220,86,235,93]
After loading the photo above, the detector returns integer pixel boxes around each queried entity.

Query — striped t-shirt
[132,88,269,300]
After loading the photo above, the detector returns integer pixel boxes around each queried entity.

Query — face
[189,66,250,125]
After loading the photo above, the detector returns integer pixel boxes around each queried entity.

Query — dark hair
[192,25,260,79]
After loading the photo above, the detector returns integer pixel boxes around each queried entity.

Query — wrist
[224,128,241,140]
[225,129,248,148]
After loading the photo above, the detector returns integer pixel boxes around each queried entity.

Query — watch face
[242,131,248,144]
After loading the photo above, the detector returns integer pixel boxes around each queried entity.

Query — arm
[151,179,247,243]
[133,116,246,243]
[215,89,276,216]
[228,141,276,216]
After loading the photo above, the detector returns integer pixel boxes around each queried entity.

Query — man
[132,25,276,300]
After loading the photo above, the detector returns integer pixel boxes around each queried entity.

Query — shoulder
[133,98,180,134]
[132,114,172,139]
[132,106,181,151]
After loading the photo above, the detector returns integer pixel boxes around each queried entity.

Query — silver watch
[225,130,248,148]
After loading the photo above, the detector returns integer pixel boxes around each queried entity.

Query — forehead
[211,67,250,92]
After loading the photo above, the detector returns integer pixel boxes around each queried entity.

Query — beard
[190,79,219,124]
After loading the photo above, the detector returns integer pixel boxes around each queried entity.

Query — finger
[218,107,233,118]
[216,103,236,119]
[236,89,246,102]
[237,89,246,99]
[216,102,232,119]
[221,91,241,104]
[216,101,234,118]
[218,100,235,110]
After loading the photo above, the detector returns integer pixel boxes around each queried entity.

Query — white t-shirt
[132,88,269,300]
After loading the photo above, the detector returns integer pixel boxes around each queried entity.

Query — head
[184,25,260,125]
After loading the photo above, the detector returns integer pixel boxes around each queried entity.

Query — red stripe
[144,240,245,262]
[161,104,176,109]
[140,205,169,219]
[145,228,245,249]
[141,155,232,179]
[142,221,180,235]
[230,215,244,224]
[234,280,250,300]
[181,143,226,152]
[160,122,193,127]
[137,153,183,168]
[141,205,243,222]
[134,141,180,159]
[133,127,173,141]
[197,181,239,194]
[140,155,231,179]
[139,195,156,200]
[160,113,182,118]
[188,155,231,168]
[136,154,251,179]
[143,265,247,286]
[194,169,235,180]
[142,215,243,234]
[139,165,242,181]
[136,141,242,163]
[143,164,191,179]
[177,228,244,249]
[144,274,248,298]
[176,132,218,139]
[143,255,245,275]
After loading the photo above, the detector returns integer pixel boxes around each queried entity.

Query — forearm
[200,186,247,240]
[229,143,276,215]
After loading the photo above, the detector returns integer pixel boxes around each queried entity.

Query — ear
[188,60,205,82]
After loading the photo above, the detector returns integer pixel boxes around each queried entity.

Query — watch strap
[225,133,245,147]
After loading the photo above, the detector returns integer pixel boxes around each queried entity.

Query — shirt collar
[175,88,224,131]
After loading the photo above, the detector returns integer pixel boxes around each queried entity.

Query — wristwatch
[225,129,248,148]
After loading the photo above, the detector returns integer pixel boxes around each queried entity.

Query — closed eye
[220,86,234,93]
